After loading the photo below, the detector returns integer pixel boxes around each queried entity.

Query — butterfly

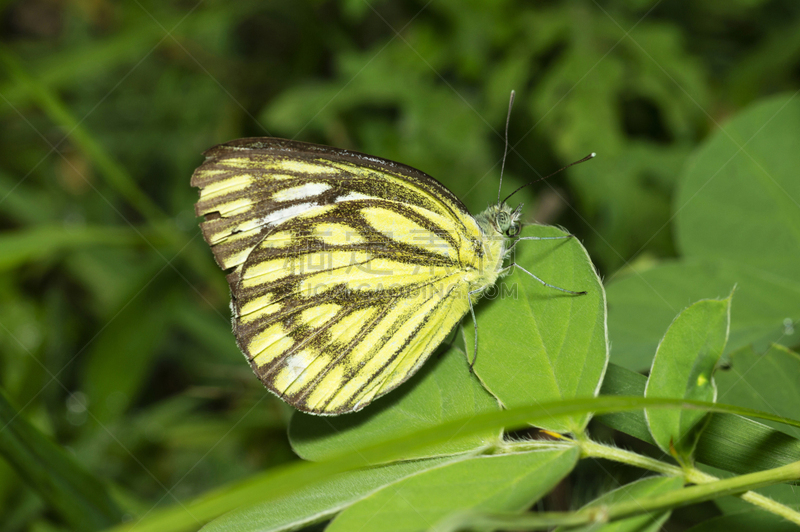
[192,126,591,415]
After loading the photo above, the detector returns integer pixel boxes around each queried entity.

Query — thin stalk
[433,460,800,531]
[582,439,800,526]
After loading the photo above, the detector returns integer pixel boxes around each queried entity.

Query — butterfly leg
[505,263,587,296]
[467,289,480,371]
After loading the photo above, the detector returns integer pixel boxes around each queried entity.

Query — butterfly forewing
[192,138,490,414]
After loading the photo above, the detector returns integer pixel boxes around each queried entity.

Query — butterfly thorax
[468,202,522,297]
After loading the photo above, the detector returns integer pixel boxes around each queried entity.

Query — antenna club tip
[590,152,597,158]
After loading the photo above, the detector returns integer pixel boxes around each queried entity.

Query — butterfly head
[481,202,523,239]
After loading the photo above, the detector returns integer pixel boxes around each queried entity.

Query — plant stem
[579,439,683,476]
[432,459,800,531]
[685,467,800,525]
[581,440,800,525]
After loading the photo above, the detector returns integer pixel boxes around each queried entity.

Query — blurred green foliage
[1,0,799,531]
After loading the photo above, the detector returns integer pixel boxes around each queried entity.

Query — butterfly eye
[497,211,509,227]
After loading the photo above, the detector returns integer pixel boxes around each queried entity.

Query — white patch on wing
[339,191,373,201]
[272,182,331,202]
[285,352,313,381]
[260,202,316,226]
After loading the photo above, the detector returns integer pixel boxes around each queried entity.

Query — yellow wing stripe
[274,304,384,399]
[315,280,463,412]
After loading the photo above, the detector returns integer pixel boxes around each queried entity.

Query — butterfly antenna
[501,152,596,205]
[497,90,516,204]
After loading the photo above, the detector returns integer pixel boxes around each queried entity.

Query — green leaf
[645,296,732,459]
[554,476,683,532]
[289,346,501,462]
[676,93,800,282]
[0,49,165,225]
[468,224,608,434]
[715,344,800,439]
[0,387,122,530]
[607,94,800,373]
[600,363,800,478]
[434,461,799,532]
[200,457,458,532]
[606,259,800,372]
[326,448,579,532]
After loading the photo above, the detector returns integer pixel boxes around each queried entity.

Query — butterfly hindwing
[236,200,468,413]
[192,138,487,414]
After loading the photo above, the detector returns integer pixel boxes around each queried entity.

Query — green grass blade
[104,396,800,532]
[0,387,123,530]
[0,225,150,272]
[0,47,219,284]
[0,48,165,224]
